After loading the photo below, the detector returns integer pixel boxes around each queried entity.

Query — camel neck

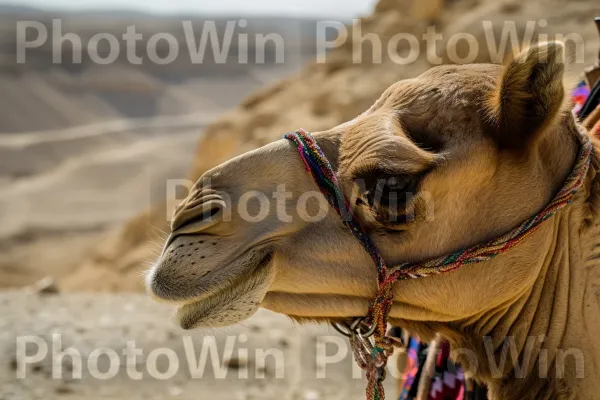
[464,155,600,400]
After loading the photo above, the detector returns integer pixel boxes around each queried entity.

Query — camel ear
[488,41,567,149]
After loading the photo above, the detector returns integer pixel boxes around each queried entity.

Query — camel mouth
[175,252,274,329]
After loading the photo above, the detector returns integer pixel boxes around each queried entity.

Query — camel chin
[175,254,273,329]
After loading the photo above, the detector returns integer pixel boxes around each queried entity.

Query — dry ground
[0,291,396,400]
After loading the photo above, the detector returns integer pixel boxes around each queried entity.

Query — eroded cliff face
[0,11,321,133]
[63,0,600,291]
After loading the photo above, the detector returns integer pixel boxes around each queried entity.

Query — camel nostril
[177,208,220,231]
[165,202,224,249]
[171,200,224,233]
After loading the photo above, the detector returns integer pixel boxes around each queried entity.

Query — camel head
[147,42,581,331]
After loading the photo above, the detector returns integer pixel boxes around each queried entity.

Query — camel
[147,42,600,400]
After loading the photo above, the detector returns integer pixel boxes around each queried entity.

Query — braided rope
[284,128,593,400]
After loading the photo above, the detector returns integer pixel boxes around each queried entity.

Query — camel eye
[353,168,425,226]
[365,175,415,208]
[385,176,411,191]
[403,128,444,152]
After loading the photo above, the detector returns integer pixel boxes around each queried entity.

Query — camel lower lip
[175,252,273,329]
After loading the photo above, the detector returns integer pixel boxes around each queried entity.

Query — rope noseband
[284,128,593,400]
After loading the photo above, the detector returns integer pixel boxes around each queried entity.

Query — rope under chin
[284,128,593,400]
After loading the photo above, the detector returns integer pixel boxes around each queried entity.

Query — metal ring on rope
[331,317,377,338]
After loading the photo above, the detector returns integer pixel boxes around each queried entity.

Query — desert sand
[0,291,396,400]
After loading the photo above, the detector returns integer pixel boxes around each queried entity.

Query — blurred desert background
[1,0,599,399]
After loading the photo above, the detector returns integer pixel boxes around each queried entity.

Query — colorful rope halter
[284,128,593,400]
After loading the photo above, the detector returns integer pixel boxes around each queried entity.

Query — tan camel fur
[147,42,600,399]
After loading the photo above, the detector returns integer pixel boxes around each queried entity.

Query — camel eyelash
[353,172,419,208]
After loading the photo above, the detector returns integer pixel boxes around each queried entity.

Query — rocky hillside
[0,9,322,133]
[37,0,600,290]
